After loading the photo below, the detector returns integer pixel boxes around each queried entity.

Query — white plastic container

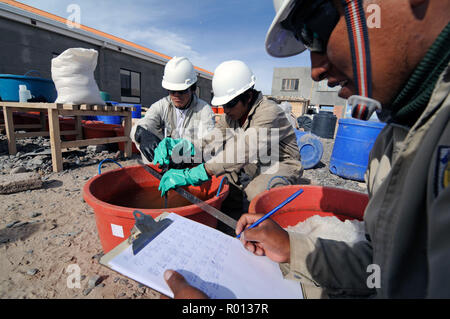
[18,85,32,102]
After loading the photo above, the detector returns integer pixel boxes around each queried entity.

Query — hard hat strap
[341,0,380,120]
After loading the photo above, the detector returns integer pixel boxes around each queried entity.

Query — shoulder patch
[435,146,450,196]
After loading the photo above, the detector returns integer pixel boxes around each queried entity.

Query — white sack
[278,101,298,129]
[51,48,105,105]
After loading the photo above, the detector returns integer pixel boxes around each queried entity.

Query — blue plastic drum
[295,130,324,169]
[329,118,386,181]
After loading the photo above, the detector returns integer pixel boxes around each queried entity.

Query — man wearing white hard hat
[156,60,303,214]
[131,56,215,164]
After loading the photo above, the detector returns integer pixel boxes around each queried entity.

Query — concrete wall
[271,66,347,107]
[0,17,213,106]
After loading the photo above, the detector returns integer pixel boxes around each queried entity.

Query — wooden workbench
[0,102,135,172]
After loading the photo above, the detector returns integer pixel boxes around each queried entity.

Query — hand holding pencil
[235,213,291,263]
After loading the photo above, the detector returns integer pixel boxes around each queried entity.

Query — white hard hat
[211,60,256,106]
[162,56,197,91]
[265,0,306,57]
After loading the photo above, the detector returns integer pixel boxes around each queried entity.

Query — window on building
[317,80,339,92]
[120,69,141,103]
[281,79,299,91]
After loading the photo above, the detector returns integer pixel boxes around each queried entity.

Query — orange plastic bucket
[82,122,121,139]
[83,164,230,253]
[248,185,368,228]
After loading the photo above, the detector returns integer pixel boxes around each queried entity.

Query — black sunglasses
[222,95,241,109]
[168,88,190,95]
[281,0,340,53]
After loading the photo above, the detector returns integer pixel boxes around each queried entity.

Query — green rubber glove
[158,164,210,197]
[153,138,195,167]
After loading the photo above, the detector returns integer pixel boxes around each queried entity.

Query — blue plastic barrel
[0,73,57,102]
[295,130,324,169]
[131,104,142,119]
[329,119,386,181]
[96,101,121,124]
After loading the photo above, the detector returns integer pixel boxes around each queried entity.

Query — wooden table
[0,102,135,172]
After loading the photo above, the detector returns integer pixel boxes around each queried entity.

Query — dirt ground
[0,158,162,299]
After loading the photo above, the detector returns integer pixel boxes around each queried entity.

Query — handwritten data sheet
[107,213,302,299]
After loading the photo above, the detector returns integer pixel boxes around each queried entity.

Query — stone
[6,221,20,228]
[0,172,43,194]
[88,275,102,288]
[30,212,41,218]
[13,221,29,228]
[10,166,27,174]
[26,268,39,276]
[82,288,92,296]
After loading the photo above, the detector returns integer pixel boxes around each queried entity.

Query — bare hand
[236,213,291,263]
[160,270,209,299]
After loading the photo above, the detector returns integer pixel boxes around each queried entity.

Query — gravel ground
[302,136,367,194]
[0,132,366,299]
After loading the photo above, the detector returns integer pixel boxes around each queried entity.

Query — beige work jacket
[201,93,302,185]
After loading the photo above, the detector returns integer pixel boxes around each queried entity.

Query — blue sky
[18,0,311,94]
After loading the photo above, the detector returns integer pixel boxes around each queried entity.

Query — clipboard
[100,211,303,299]
[100,210,172,265]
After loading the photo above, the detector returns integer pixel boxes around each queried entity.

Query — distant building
[271,66,347,119]
[0,1,213,106]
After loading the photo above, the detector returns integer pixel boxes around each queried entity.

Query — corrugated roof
[0,0,213,77]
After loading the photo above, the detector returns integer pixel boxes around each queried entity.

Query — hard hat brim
[211,80,256,106]
[265,0,307,57]
[161,80,194,91]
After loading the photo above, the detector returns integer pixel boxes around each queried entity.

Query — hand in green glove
[153,137,195,167]
[158,164,210,197]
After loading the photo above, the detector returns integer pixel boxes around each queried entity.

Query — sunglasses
[168,88,190,95]
[281,0,340,53]
[222,95,241,109]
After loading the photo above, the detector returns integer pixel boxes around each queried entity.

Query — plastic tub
[96,115,122,125]
[82,122,121,139]
[83,164,230,252]
[311,111,337,139]
[0,73,57,102]
[249,185,368,228]
[329,118,386,181]
[294,130,324,169]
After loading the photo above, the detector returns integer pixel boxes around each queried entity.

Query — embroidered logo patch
[436,146,450,195]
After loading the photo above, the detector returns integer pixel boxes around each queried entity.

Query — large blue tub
[329,118,386,181]
[0,72,57,102]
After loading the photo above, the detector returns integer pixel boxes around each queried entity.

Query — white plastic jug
[19,85,32,102]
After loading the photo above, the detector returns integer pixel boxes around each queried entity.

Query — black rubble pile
[0,134,132,175]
